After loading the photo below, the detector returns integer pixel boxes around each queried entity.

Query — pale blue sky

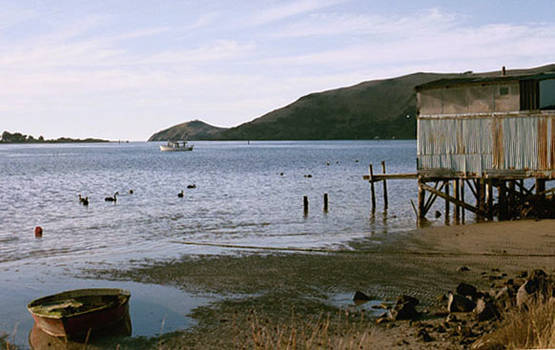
[1,0,554,140]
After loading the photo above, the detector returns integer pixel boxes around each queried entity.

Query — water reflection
[29,313,131,349]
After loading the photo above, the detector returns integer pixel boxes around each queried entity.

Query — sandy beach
[78,218,555,349]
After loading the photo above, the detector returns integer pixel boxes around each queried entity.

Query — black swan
[105,192,119,202]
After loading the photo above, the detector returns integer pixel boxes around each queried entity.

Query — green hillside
[149,64,555,141]
[148,120,227,141]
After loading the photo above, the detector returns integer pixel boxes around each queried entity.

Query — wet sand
[87,219,555,349]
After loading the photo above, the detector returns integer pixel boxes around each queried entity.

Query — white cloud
[268,8,458,38]
[250,0,346,25]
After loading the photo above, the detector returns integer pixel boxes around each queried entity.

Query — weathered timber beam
[420,183,485,216]
[537,187,555,197]
[465,179,477,199]
[423,181,445,215]
[362,173,417,181]
[515,180,534,196]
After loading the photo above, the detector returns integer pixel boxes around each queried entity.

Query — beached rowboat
[27,288,131,338]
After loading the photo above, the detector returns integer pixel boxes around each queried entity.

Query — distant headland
[0,131,110,144]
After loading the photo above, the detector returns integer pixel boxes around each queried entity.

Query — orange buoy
[34,226,43,238]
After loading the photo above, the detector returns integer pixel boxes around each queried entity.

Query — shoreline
[83,219,554,349]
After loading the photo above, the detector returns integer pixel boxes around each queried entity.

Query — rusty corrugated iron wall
[417,112,555,178]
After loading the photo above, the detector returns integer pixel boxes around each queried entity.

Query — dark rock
[458,324,475,338]
[517,270,528,278]
[474,298,500,321]
[435,325,446,333]
[516,270,551,309]
[432,311,449,317]
[448,292,476,312]
[417,329,434,342]
[389,295,420,320]
[390,304,418,321]
[437,293,448,303]
[457,266,471,272]
[353,291,371,302]
[494,286,515,310]
[488,275,503,281]
[456,283,478,298]
[396,295,419,306]
[529,269,547,280]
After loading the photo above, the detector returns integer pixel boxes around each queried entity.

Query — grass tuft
[475,295,554,349]
[240,309,379,350]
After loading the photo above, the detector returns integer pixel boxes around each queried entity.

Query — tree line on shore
[0,131,109,143]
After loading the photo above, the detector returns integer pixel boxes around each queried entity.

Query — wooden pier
[364,162,554,225]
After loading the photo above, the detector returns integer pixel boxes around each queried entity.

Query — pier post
[498,182,508,220]
[369,164,376,213]
[477,179,486,222]
[444,180,450,225]
[323,193,328,212]
[417,178,425,225]
[487,179,493,220]
[381,161,388,210]
[460,180,465,224]
[536,178,546,198]
[303,196,309,216]
[454,179,460,224]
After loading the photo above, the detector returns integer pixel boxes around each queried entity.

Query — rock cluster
[371,269,553,348]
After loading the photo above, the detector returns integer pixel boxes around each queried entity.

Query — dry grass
[1,334,16,350]
[238,310,381,350]
[477,296,555,350]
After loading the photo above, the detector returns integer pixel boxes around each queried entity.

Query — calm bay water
[0,140,419,346]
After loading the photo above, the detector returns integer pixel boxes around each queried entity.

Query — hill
[148,120,227,141]
[149,64,555,141]
[218,72,456,140]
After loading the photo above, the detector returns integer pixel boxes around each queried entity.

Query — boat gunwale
[27,288,131,320]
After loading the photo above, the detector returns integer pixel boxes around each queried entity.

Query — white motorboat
[160,141,194,152]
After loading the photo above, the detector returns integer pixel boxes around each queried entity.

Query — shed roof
[416,70,555,91]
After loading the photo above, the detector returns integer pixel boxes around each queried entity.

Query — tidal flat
[85,219,555,349]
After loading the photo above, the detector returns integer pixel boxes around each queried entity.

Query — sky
[1,0,554,141]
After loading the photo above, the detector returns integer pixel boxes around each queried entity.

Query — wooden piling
[498,182,507,220]
[369,164,376,213]
[303,196,309,215]
[487,179,493,220]
[417,178,425,224]
[474,179,483,222]
[381,161,388,210]
[536,178,546,198]
[460,180,465,224]
[454,179,460,224]
[508,181,516,217]
[323,193,328,212]
[444,180,450,225]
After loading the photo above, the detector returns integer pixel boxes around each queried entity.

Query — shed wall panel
[417,113,554,177]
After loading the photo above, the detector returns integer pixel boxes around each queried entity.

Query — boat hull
[159,145,193,151]
[28,288,131,339]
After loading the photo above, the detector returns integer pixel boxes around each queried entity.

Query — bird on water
[178,190,184,198]
[105,192,119,202]
[78,194,89,206]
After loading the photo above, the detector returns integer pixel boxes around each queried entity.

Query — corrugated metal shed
[417,112,554,178]
[417,71,555,179]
